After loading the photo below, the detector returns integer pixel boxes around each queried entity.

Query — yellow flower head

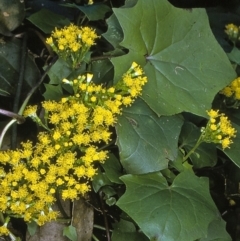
[0,62,147,227]
[23,105,38,117]
[225,23,239,42]
[220,77,240,101]
[46,24,100,68]
[202,109,237,149]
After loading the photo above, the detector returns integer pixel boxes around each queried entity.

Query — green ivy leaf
[62,3,111,21]
[199,218,231,241]
[43,83,63,101]
[227,46,240,65]
[101,153,123,184]
[27,9,70,33]
[63,225,77,241]
[0,38,39,96]
[116,98,183,174]
[47,59,72,85]
[112,0,235,116]
[0,0,25,36]
[27,220,38,236]
[102,14,124,49]
[112,219,149,241]
[179,122,217,168]
[91,59,114,85]
[117,171,220,241]
[92,169,112,193]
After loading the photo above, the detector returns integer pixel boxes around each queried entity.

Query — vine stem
[0,119,16,149]
[90,55,115,62]
[0,109,25,124]
[183,134,203,162]
[11,33,28,149]
[99,191,111,241]
[0,212,5,224]
[92,234,100,241]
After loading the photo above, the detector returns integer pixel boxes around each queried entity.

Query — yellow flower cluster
[220,77,240,100]
[46,24,99,68]
[225,23,240,43]
[0,225,9,236]
[0,62,147,233]
[201,109,237,149]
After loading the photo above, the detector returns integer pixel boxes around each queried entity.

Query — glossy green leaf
[62,3,111,21]
[27,9,70,34]
[227,46,240,65]
[63,225,77,241]
[199,218,231,241]
[0,0,25,36]
[101,185,116,198]
[112,219,149,241]
[101,153,123,184]
[0,38,39,97]
[179,122,217,168]
[92,169,112,193]
[91,59,114,85]
[112,0,236,116]
[43,83,63,101]
[102,14,124,49]
[116,98,183,174]
[106,196,116,206]
[47,59,72,85]
[117,171,220,241]
[27,220,38,236]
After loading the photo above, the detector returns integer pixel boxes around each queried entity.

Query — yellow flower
[55,144,61,150]
[23,105,37,117]
[0,225,9,235]
[90,96,97,102]
[0,63,148,227]
[220,77,240,100]
[222,137,232,149]
[46,24,100,68]
[46,37,53,45]
[203,109,236,149]
[206,109,219,118]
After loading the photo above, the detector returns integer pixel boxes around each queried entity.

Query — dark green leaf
[101,185,116,198]
[124,0,138,8]
[91,59,114,85]
[27,9,70,34]
[101,153,123,184]
[179,122,217,168]
[27,220,38,236]
[106,197,116,206]
[63,225,77,241]
[62,3,111,21]
[102,14,124,49]
[0,38,39,97]
[92,169,112,193]
[0,0,25,36]
[43,84,63,101]
[117,171,220,241]
[199,218,231,241]
[116,98,183,174]
[112,219,149,241]
[47,59,72,85]
[227,46,240,65]
[112,0,236,116]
